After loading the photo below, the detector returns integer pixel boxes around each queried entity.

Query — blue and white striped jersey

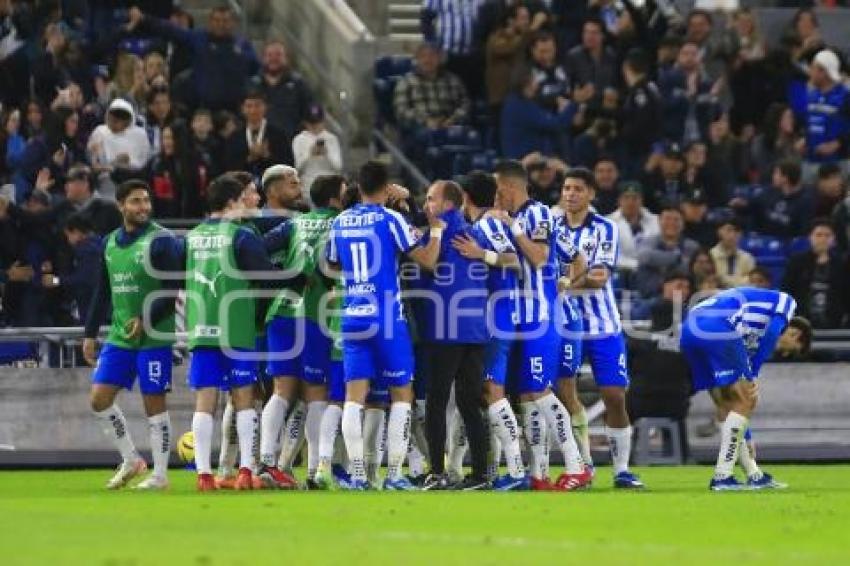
[509,200,559,324]
[692,287,797,344]
[471,214,520,331]
[552,220,582,325]
[326,203,419,324]
[553,212,622,336]
[422,0,483,55]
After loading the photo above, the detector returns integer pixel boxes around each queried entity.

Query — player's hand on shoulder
[452,234,483,259]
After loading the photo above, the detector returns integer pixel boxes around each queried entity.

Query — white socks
[342,401,366,481]
[739,431,762,479]
[363,407,386,483]
[259,394,289,467]
[607,426,632,475]
[488,398,523,478]
[536,393,584,474]
[715,412,748,480]
[318,404,343,473]
[447,408,467,480]
[522,401,547,479]
[407,439,426,477]
[236,409,258,470]
[386,402,411,482]
[217,400,237,475]
[94,405,138,463]
[305,401,327,480]
[147,412,171,478]
[278,400,306,471]
[571,406,593,466]
[411,400,429,466]
[192,412,214,474]
[486,411,501,480]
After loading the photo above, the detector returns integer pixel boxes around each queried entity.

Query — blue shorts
[578,333,629,388]
[681,315,752,393]
[266,317,332,385]
[509,321,559,394]
[557,314,584,379]
[92,344,172,395]
[341,320,414,389]
[328,360,345,403]
[367,374,390,405]
[484,338,512,386]
[188,347,258,391]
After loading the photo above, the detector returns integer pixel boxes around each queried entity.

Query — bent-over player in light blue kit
[681,287,804,490]
[553,168,643,489]
[325,160,442,490]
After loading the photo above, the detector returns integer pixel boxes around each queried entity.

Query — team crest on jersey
[582,240,595,255]
[600,241,612,252]
[532,220,550,239]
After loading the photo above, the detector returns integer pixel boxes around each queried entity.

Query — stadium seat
[375,55,412,80]
[372,78,397,126]
[788,236,811,255]
[757,255,787,285]
[740,233,788,258]
[633,418,684,465]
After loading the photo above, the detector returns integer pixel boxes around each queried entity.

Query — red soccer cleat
[197,473,217,492]
[553,467,593,492]
[215,476,236,490]
[530,476,555,491]
[235,467,254,490]
[258,465,299,490]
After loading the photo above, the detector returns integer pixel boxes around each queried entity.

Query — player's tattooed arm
[451,235,520,270]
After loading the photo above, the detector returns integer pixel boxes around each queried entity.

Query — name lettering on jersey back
[337,211,384,228]
[188,234,229,250]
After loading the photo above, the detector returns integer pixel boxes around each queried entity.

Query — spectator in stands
[684,141,709,194]
[0,0,31,107]
[748,266,772,289]
[225,89,292,179]
[739,159,814,239]
[148,125,187,218]
[292,104,342,204]
[529,31,572,113]
[710,219,755,288]
[500,66,577,160]
[36,165,121,235]
[608,181,659,276]
[750,104,803,186]
[2,107,25,179]
[688,248,716,290]
[782,219,849,329]
[619,48,662,177]
[572,113,620,168]
[635,206,700,296]
[485,4,536,114]
[592,156,620,215]
[680,189,715,249]
[524,152,566,207]
[705,112,748,207]
[129,4,259,112]
[642,143,689,212]
[628,269,692,324]
[144,87,175,156]
[656,34,682,75]
[730,8,766,64]
[394,42,470,134]
[250,40,314,146]
[165,7,194,78]
[40,213,102,324]
[683,9,731,82]
[814,163,845,217]
[789,8,821,53]
[658,41,720,144]
[799,50,850,178]
[565,18,618,109]
[111,52,149,116]
[87,98,151,196]
[421,0,484,99]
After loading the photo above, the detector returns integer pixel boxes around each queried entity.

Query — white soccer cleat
[133,474,170,491]
[106,458,147,490]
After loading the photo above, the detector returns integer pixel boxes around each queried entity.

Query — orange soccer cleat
[197,473,218,492]
[234,467,254,490]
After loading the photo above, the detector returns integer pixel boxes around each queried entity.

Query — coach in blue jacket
[418,180,490,490]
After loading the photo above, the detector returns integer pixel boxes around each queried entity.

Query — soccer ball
[177,431,194,464]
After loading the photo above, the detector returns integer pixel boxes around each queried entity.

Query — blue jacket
[418,209,488,344]
[500,93,575,159]
[801,83,850,163]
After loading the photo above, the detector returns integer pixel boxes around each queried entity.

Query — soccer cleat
[338,478,371,491]
[133,474,169,491]
[331,464,352,485]
[452,475,491,491]
[530,476,555,491]
[258,465,298,490]
[215,475,236,489]
[422,473,451,491]
[747,472,788,490]
[407,473,428,487]
[197,473,217,492]
[234,467,254,490]
[553,467,593,491]
[106,457,147,490]
[492,474,531,491]
[383,476,418,491]
[709,475,748,491]
[613,471,645,489]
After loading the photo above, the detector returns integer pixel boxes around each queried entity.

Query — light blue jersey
[471,214,520,333]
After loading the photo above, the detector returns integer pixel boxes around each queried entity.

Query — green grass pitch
[1,465,846,565]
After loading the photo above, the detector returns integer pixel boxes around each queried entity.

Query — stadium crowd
[0,0,849,339]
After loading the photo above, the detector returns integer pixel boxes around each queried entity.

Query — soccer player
[681,287,802,490]
[326,160,443,490]
[488,160,591,491]
[553,167,644,489]
[83,180,180,490]
[259,174,347,488]
[184,174,282,492]
[453,171,528,490]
